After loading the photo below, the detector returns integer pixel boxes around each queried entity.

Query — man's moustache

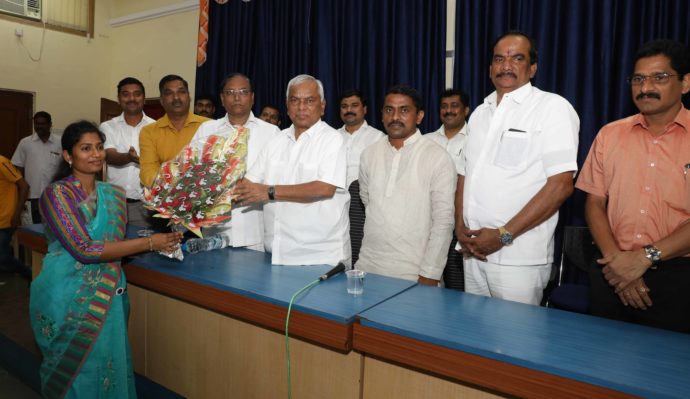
[636,92,661,100]
[496,72,517,79]
[344,112,356,117]
[443,113,457,118]
[387,121,404,128]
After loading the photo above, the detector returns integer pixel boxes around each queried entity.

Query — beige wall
[109,5,199,102]
[0,0,199,131]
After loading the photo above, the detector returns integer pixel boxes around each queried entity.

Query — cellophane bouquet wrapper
[143,127,248,238]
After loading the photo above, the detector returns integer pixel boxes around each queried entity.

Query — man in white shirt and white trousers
[235,74,351,266]
[456,31,579,305]
[191,73,279,251]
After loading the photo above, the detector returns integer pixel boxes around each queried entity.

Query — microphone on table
[319,262,346,281]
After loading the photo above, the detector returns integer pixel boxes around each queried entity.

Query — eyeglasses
[222,89,251,97]
[626,73,679,85]
[288,96,320,107]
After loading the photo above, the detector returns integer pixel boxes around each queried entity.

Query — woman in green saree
[30,121,182,399]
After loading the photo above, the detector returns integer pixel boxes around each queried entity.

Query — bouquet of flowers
[143,127,248,238]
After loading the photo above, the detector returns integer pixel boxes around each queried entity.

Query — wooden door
[144,99,165,120]
[0,90,33,158]
[100,98,121,123]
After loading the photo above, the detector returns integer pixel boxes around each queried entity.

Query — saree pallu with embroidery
[30,176,136,399]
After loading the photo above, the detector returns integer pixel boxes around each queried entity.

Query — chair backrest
[558,226,597,285]
[348,180,366,265]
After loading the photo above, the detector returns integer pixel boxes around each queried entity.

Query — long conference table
[16,224,690,399]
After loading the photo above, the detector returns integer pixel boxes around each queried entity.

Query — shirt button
[652,140,658,144]
[650,162,655,167]
[636,234,642,239]
[640,209,646,214]
[645,186,651,191]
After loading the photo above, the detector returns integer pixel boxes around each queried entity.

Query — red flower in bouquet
[143,127,249,237]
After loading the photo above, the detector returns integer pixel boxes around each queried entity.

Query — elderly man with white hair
[235,74,351,266]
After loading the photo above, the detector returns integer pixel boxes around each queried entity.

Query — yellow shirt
[139,112,209,186]
[0,155,22,228]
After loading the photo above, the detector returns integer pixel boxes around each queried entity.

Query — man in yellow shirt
[139,74,209,187]
[0,155,31,280]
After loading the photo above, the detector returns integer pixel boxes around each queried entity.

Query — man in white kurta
[236,75,350,266]
[191,73,280,250]
[337,90,384,187]
[356,86,456,284]
[457,32,579,305]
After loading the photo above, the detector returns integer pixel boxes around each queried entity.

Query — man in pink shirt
[576,39,690,333]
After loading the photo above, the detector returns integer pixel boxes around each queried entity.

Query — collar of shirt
[485,81,534,108]
[435,123,467,138]
[156,112,206,130]
[30,132,57,143]
[339,120,370,136]
[222,111,260,129]
[285,119,324,142]
[113,112,154,128]
[632,106,690,134]
[387,129,422,153]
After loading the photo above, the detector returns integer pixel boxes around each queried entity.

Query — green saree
[30,176,136,399]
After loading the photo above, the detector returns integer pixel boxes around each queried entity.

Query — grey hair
[285,74,325,102]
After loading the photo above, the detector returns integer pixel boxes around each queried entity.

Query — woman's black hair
[52,121,106,182]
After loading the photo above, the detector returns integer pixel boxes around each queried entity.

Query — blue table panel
[130,246,415,325]
[358,285,690,399]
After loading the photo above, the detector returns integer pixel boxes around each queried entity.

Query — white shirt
[425,123,467,173]
[356,131,456,281]
[337,120,385,187]
[101,113,155,200]
[11,133,62,199]
[459,83,579,265]
[246,120,351,265]
[192,112,280,248]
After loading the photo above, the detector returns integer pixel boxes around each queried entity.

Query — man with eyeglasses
[190,73,279,251]
[576,39,690,333]
[455,31,580,305]
[235,74,351,266]
[139,75,209,187]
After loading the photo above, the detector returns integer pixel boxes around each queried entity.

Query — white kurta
[356,131,456,281]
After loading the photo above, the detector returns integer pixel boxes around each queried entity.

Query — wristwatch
[498,226,513,246]
[643,245,662,269]
[267,185,275,201]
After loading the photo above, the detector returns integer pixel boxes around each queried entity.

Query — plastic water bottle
[183,234,231,253]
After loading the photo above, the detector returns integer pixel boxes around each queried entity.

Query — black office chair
[348,180,366,266]
[546,226,595,314]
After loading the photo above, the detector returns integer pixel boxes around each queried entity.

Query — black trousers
[589,257,690,334]
[29,198,41,224]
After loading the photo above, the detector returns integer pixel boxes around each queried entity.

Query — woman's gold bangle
[147,236,153,252]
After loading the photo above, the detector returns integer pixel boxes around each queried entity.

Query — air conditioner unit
[0,0,41,21]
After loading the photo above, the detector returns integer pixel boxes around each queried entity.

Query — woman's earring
[68,160,72,168]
